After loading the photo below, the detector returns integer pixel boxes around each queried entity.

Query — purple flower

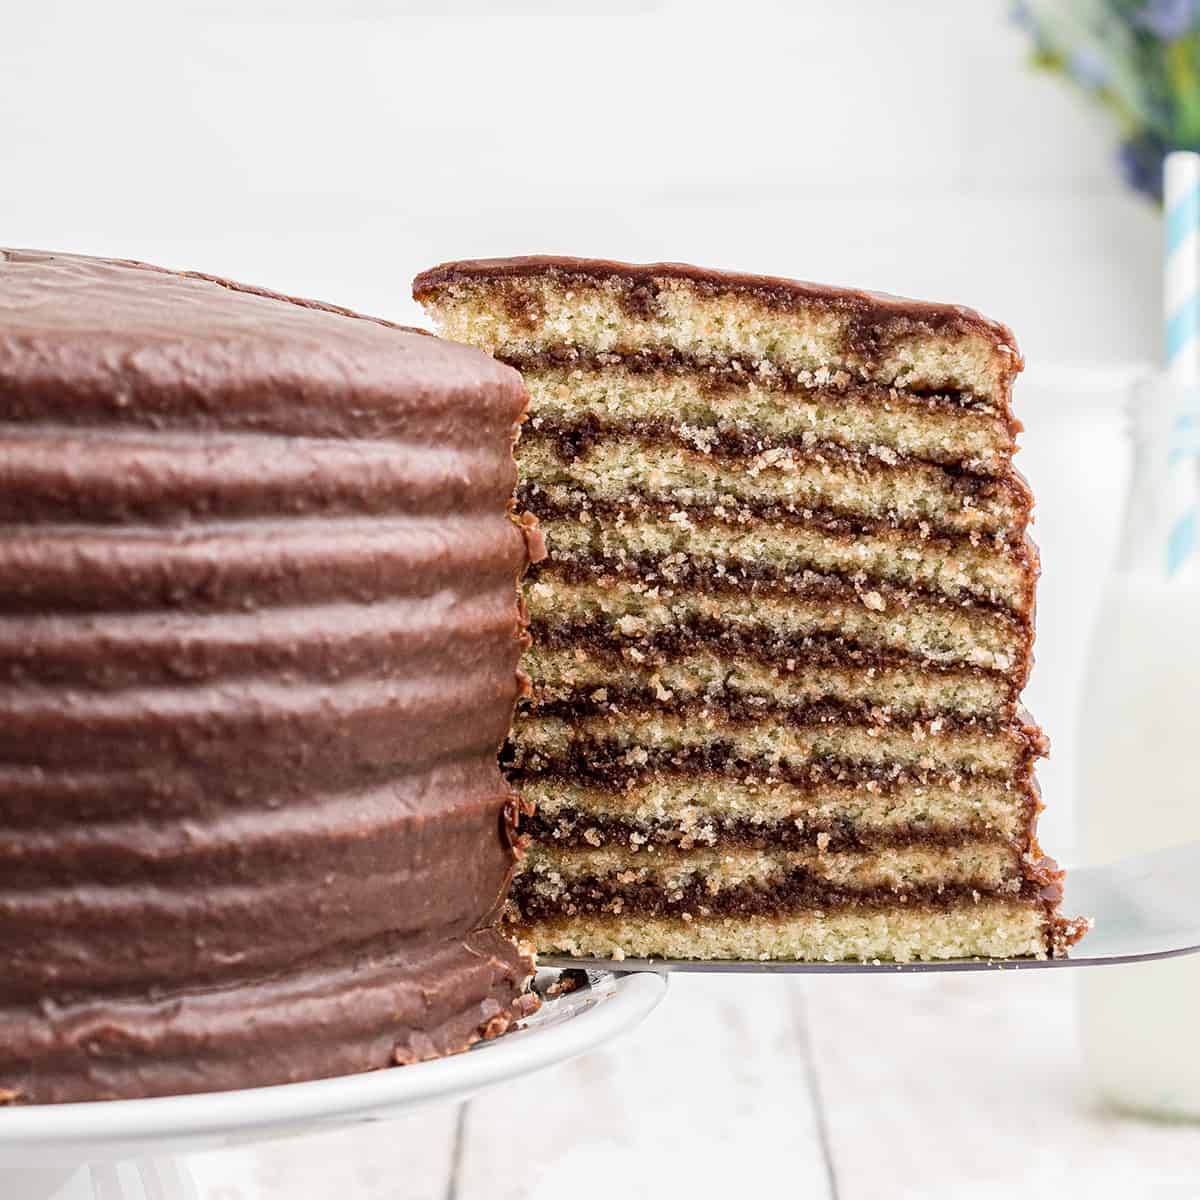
[1118,134,1167,201]
[1010,0,1054,51]
[1009,0,1036,31]
[1135,0,1199,40]
[1068,45,1110,89]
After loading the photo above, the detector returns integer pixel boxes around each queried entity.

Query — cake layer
[0,744,504,827]
[0,670,518,771]
[511,708,1043,778]
[413,257,1023,402]
[536,511,1033,612]
[515,906,1052,962]
[0,929,533,1104]
[518,365,1016,472]
[525,641,1013,719]
[0,429,517,523]
[518,840,1025,897]
[0,595,520,690]
[519,432,1029,539]
[0,513,526,615]
[520,773,1036,848]
[0,778,513,891]
[0,787,516,997]
[526,576,1031,675]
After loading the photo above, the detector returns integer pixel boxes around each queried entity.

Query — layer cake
[0,249,539,1103]
[415,256,1088,963]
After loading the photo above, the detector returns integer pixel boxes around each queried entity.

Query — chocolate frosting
[0,249,536,1103]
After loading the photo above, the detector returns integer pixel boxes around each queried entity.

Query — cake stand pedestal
[0,969,666,1200]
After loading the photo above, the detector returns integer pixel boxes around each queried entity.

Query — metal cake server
[538,841,1200,974]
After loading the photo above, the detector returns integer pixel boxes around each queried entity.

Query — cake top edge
[0,247,526,400]
[412,254,1022,363]
[1,246,426,336]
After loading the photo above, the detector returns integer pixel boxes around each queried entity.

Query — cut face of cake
[415,256,1088,963]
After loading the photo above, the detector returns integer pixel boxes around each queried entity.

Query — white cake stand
[0,968,666,1200]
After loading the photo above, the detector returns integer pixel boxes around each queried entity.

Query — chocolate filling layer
[530,491,1030,559]
[522,695,1006,734]
[520,412,1016,480]
[505,346,1008,410]
[520,485,1025,549]
[510,759,1035,792]
[503,736,1043,786]
[508,873,1049,922]
[525,609,1030,693]
[521,809,1035,854]
[527,552,1037,622]
[527,623,1020,693]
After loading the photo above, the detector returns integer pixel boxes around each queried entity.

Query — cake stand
[0,968,667,1200]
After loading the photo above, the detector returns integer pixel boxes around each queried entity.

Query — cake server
[537,840,1200,974]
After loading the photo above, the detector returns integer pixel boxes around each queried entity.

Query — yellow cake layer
[519,367,1014,472]
[519,434,1026,539]
[525,577,1030,675]
[512,709,1036,778]
[538,513,1030,612]
[520,775,1034,847]
[513,904,1051,962]
[422,274,1018,402]
[518,841,1023,897]
[524,643,1012,719]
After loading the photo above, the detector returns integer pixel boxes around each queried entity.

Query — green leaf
[1166,35,1200,143]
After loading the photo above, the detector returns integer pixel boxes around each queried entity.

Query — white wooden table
[183,971,1200,1199]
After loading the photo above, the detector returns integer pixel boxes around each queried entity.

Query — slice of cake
[0,249,539,1104]
[414,256,1088,963]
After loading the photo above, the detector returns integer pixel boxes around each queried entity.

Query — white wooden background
[186,971,1200,1199]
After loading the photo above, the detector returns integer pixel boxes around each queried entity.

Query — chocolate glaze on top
[412,255,1023,376]
[0,250,536,1104]
[1,248,519,440]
